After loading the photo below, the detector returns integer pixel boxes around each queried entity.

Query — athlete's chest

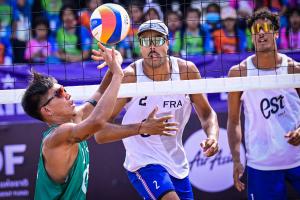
[127,95,190,111]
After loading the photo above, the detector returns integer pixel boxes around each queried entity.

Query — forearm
[90,70,113,102]
[202,110,219,140]
[90,74,122,123]
[227,122,242,163]
[95,123,140,144]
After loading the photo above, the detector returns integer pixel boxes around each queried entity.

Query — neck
[225,28,235,35]
[37,37,46,42]
[292,27,300,32]
[142,58,171,81]
[253,50,281,69]
[187,27,198,33]
[47,116,73,126]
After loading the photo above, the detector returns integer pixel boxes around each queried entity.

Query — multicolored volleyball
[90,3,131,45]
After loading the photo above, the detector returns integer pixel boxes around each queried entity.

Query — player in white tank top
[93,20,220,200]
[122,56,193,179]
[227,8,300,200]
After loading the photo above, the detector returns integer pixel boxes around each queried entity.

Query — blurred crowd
[1,0,300,65]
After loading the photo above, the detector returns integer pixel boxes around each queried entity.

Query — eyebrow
[141,35,164,38]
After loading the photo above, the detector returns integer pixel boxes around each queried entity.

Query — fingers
[200,138,219,157]
[233,172,245,191]
[285,131,300,146]
[111,47,115,60]
[164,122,178,127]
[233,162,245,191]
[97,62,107,69]
[92,49,102,56]
[148,107,158,119]
[97,42,106,52]
[158,115,174,122]
[163,127,179,132]
[234,179,245,192]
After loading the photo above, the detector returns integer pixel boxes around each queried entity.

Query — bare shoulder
[228,60,247,77]
[43,123,74,148]
[122,63,137,83]
[177,58,200,80]
[287,57,300,74]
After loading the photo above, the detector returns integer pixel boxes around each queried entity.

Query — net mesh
[0,0,299,104]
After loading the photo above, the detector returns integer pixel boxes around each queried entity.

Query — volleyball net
[0,0,299,105]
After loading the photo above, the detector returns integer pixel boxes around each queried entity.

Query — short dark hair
[32,17,50,38]
[247,7,280,31]
[59,4,78,21]
[185,7,201,19]
[21,72,57,121]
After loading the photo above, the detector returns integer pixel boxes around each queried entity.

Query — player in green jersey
[21,44,178,200]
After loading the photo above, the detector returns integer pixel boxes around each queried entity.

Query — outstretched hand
[200,137,219,157]
[139,107,179,136]
[92,43,123,77]
[91,42,123,69]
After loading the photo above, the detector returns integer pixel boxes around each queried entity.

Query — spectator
[165,10,182,55]
[212,6,247,54]
[24,18,52,63]
[234,2,254,51]
[0,0,17,40]
[173,8,213,56]
[143,2,163,21]
[13,0,32,42]
[80,0,102,30]
[203,3,221,33]
[79,0,102,51]
[0,34,12,66]
[11,0,33,63]
[56,5,92,62]
[254,0,288,27]
[40,0,62,38]
[127,1,144,58]
[280,7,300,50]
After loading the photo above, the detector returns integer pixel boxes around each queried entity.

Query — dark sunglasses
[139,36,166,47]
[251,22,274,34]
[40,86,67,108]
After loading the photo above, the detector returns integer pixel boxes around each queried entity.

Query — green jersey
[34,126,90,200]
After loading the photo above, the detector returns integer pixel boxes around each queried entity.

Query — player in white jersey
[92,19,219,200]
[227,8,300,200]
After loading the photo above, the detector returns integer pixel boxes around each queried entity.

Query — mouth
[148,52,160,59]
[69,100,75,107]
[258,38,267,44]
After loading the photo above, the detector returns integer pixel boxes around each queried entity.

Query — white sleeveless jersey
[241,54,300,170]
[121,57,192,179]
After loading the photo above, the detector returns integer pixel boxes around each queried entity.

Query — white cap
[221,6,237,20]
[137,19,169,37]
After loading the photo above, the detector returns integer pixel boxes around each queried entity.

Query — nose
[65,93,71,100]
[258,28,265,37]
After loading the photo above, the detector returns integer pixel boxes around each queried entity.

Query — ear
[40,106,52,117]
[274,32,279,39]
[166,39,169,50]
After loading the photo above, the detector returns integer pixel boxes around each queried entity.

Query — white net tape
[0,73,299,104]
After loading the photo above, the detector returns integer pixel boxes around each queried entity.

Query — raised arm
[78,45,124,120]
[46,45,124,147]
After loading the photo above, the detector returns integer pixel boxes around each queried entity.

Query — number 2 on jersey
[139,96,148,106]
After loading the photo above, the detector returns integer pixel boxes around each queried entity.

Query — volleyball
[90,3,130,45]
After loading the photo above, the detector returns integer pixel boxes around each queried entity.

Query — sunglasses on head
[251,22,275,34]
[40,86,67,108]
[139,36,166,47]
